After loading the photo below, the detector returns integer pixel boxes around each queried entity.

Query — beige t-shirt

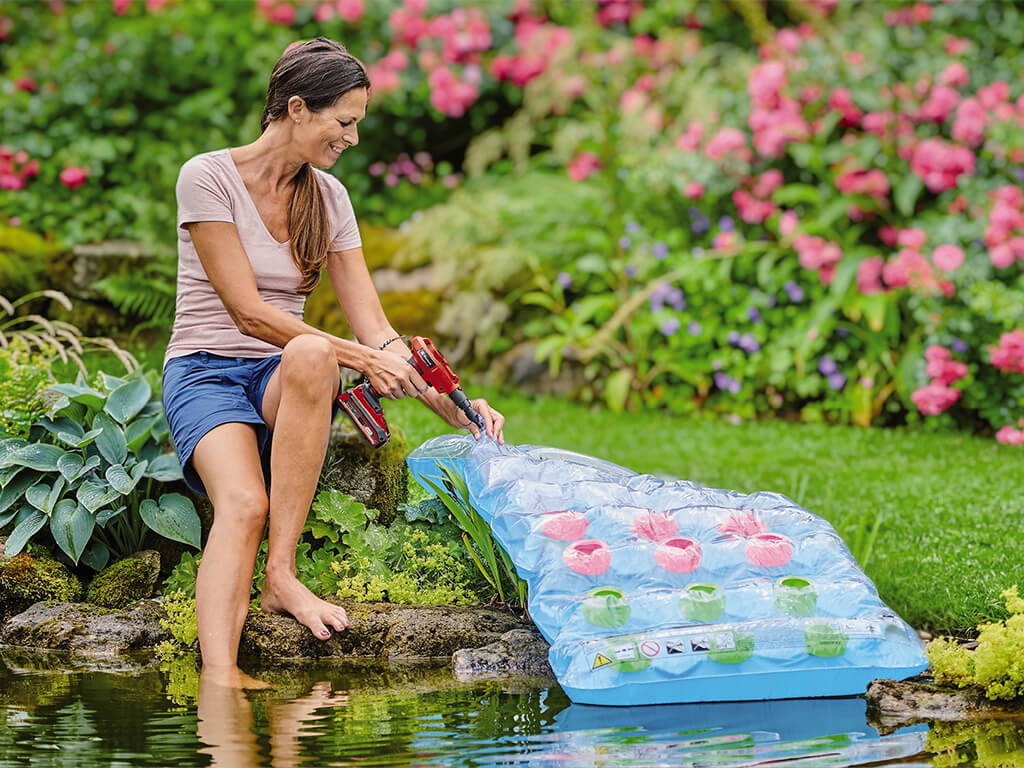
[164,149,362,362]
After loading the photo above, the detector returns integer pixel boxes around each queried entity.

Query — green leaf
[0,470,40,516]
[105,464,140,494]
[104,377,152,425]
[894,174,923,217]
[0,443,67,472]
[0,438,29,465]
[25,477,66,515]
[604,368,633,413]
[47,383,106,411]
[140,493,201,549]
[55,428,104,449]
[50,500,95,564]
[6,506,47,556]
[57,453,84,483]
[92,412,128,465]
[80,540,110,571]
[142,454,183,481]
[77,479,124,513]
[125,416,157,452]
[38,417,84,441]
[96,505,126,527]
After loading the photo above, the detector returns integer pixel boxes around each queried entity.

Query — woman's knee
[210,487,269,534]
[280,335,337,385]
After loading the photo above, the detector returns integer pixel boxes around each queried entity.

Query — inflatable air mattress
[407,436,927,706]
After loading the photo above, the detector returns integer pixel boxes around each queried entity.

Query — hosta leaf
[143,454,183,482]
[5,507,47,557]
[0,471,40,516]
[57,453,84,483]
[105,463,141,495]
[140,493,200,549]
[104,377,151,425]
[80,540,110,571]
[48,383,105,411]
[0,443,67,472]
[55,428,104,449]
[0,438,29,464]
[96,505,126,527]
[25,477,65,515]
[50,500,94,563]
[125,416,157,452]
[38,417,84,441]
[92,412,127,465]
[77,480,123,513]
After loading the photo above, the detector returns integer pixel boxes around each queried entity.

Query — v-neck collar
[223,148,290,246]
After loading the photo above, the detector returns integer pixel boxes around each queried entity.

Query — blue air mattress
[407,435,927,706]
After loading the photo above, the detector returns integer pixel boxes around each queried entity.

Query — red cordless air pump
[337,336,485,447]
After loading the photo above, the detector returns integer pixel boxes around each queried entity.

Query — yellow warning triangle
[592,653,613,670]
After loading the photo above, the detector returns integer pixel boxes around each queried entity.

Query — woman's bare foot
[200,665,274,690]
[261,572,350,640]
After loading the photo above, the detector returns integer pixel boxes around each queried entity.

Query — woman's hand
[364,349,428,400]
[443,398,506,445]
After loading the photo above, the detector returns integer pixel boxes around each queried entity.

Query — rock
[0,550,83,622]
[85,550,161,608]
[319,420,409,523]
[452,628,555,681]
[865,678,1024,732]
[240,601,530,661]
[0,599,170,655]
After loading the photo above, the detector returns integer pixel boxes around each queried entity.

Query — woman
[163,37,505,685]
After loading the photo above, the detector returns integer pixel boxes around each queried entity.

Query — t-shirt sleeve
[176,155,235,232]
[321,173,362,252]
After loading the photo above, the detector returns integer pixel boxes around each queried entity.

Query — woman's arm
[326,246,505,443]
[187,220,426,399]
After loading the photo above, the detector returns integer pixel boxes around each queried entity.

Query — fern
[93,258,177,323]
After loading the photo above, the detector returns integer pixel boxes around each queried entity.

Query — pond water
[0,651,1019,767]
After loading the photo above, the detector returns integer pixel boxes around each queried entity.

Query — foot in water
[261,573,350,640]
[201,665,274,690]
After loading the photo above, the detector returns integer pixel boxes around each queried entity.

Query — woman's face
[298,87,367,168]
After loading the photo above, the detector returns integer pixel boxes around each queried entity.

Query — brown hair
[261,38,370,293]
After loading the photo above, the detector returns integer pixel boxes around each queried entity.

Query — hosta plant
[0,372,200,570]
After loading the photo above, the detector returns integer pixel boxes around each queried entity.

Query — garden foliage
[0,370,200,571]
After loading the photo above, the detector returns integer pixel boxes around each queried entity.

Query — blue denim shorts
[162,352,283,497]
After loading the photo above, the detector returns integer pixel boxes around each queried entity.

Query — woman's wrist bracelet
[378,335,404,351]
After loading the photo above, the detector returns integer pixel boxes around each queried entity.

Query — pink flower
[879,226,898,246]
[59,166,89,189]
[828,87,863,126]
[918,85,959,123]
[862,111,891,137]
[0,173,25,190]
[836,168,890,198]
[926,357,968,386]
[978,81,1010,110]
[952,98,986,146]
[752,169,784,198]
[705,127,747,160]
[944,36,969,56]
[990,244,1015,269]
[857,256,885,294]
[676,120,703,151]
[14,77,37,93]
[995,426,1024,445]
[897,228,927,249]
[427,65,478,117]
[990,330,1024,373]
[911,383,961,415]
[267,3,296,25]
[683,181,705,199]
[779,210,798,237]
[910,138,976,192]
[111,0,131,14]
[931,244,964,271]
[733,189,777,224]
[567,151,601,181]
[938,62,969,88]
[925,345,952,364]
[748,61,786,108]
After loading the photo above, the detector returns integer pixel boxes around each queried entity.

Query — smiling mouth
[329,143,344,154]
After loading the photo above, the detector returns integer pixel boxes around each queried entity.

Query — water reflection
[1,649,1022,767]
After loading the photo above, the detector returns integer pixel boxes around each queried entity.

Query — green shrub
[927,586,1024,701]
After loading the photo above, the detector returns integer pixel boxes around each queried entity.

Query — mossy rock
[85,550,161,609]
[0,550,83,621]
[304,282,439,341]
[319,419,409,524]
[0,225,53,298]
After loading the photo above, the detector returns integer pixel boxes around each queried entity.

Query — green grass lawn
[390,387,1023,636]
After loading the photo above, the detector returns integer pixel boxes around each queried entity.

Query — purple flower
[738,333,760,353]
[667,287,686,311]
[625,220,640,234]
[687,321,702,336]
[556,272,572,289]
[1015,167,1024,183]
[836,327,849,337]
[818,356,838,376]
[718,216,735,232]
[688,208,710,235]
[784,280,805,302]
[714,373,742,394]
[618,236,632,249]
[624,264,638,277]
[828,371,847,390]
[653,241,669,260]
[747,306,762,324]
[765,294,777,308]
[660,318,681,336]
[951,337,969,354]
[726,330,741,346]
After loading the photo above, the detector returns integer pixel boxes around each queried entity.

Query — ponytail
[289,163,329,294]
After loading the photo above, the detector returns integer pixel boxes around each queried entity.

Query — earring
[295,119,300,124]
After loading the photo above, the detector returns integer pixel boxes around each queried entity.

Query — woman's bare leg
[191,423,271,678]
[259,334,349,639]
